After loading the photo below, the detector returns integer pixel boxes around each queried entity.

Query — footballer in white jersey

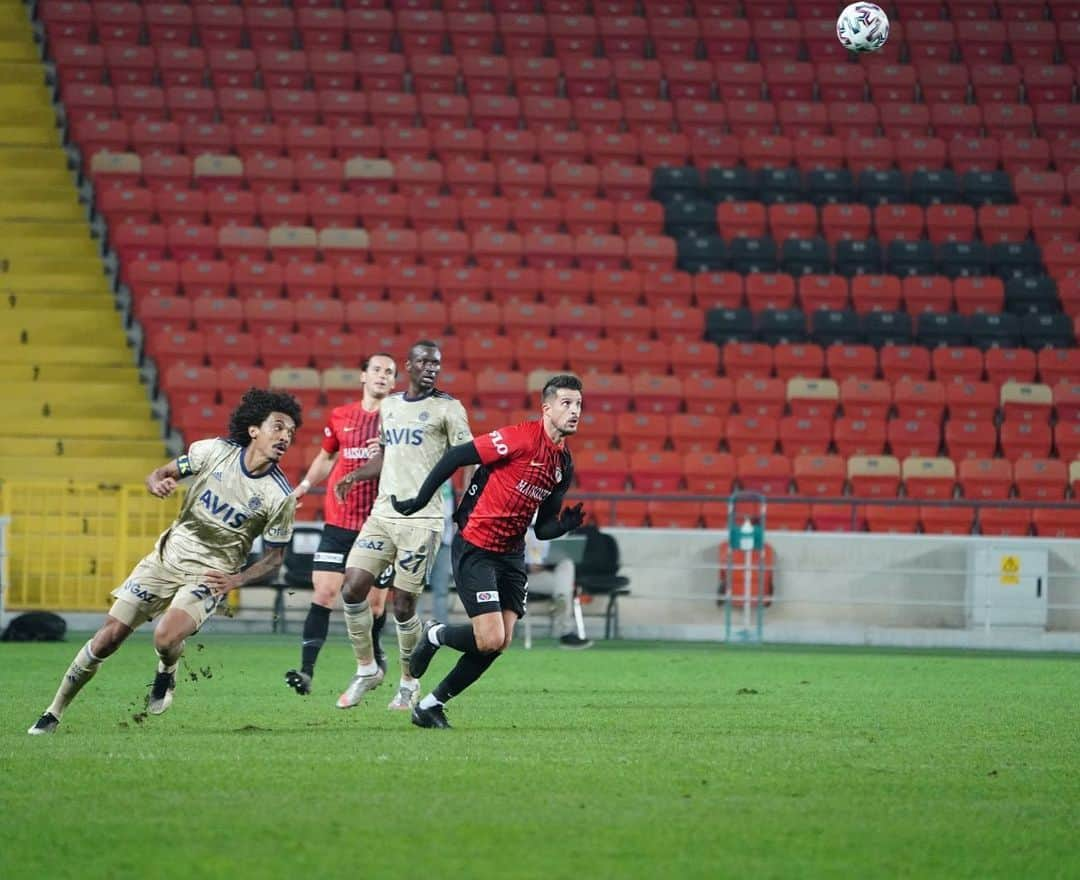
[28,389,303,735]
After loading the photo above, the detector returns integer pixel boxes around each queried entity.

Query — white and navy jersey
[370,389,472,526]
[158,437,296,575]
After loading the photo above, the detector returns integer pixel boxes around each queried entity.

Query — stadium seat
[919,505,975,535]
[902,456,957,500]
[793,454,846,497]
[848,455,901,498]
[683,451,735,495]
[866,504,921,534]
[628,451,683,492]
[1031,502,1080,539]
[735,454,792,495]
[1001,381,1054,424]
[979,506,1032,537]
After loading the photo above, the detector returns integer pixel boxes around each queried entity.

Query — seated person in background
[525,526,592,650]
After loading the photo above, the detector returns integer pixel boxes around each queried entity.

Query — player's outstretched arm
[202,545,286,596]
[294,449,336,503]
[145,459,183,498]
[391,441,482,516]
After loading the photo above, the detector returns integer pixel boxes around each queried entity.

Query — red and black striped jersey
[456,419,574,554]
[321,402,381,531]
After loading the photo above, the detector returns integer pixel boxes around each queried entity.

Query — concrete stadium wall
[605,528,1080,652]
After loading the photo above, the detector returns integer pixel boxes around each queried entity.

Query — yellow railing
[0,481,183,611]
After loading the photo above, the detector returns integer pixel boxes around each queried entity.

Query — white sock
[419,693,442,710]
[356,660,379,676]
[400,677,419,690]
[427,623,445,646]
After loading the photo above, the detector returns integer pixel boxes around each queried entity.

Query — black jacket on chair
[575,526,630,639]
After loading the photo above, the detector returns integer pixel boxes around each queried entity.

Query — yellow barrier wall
[1,481,183,611]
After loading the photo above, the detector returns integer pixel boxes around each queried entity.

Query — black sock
[433,651,500,704]
[372,610,386,657]
[300,604,331,676]
[439,623,478,654]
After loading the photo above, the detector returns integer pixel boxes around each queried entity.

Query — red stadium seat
[575,449,629,492]
[847,455,900,499]
[726,414,778,456]
[920,505,975,535]
[1032,508,1080,539]
[628,451,683,492]
[683,451,735,495]
[903,456,957,500]
[979,506,1032,537]
[880,345,932,382]
[736,454,792,495]
[946,381,999,422]
[684,376,735,417]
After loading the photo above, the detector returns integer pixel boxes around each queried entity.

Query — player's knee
[499,633,513,652]
[92,620,130,658]
[340,568,372,603]
[310,573,341,608]
[475,631,503,653]
[153,628,183,656]
[392,590,417,620]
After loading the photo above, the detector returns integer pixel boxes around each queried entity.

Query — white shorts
[345,515,441,595]
[108,553,225,630]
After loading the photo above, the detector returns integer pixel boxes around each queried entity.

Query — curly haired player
[28,388,302,735]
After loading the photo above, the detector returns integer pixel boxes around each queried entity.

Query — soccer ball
[836,3,890,53]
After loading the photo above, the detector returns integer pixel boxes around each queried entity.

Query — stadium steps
[0,4,165,491]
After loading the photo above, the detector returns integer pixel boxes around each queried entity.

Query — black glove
[390,495,423,516]
[558,502,585,533]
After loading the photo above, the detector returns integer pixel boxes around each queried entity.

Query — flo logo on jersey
[476,590,499,603]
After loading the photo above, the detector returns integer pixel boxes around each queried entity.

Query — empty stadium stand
[21,0,1080,542]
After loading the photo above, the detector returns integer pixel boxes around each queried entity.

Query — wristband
[299,479,311,492]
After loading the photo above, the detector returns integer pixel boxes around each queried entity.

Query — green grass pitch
[2,635,1078,880]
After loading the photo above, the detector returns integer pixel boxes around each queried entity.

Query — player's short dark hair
[227,388,303,446]
[541,374,583,402]
[408,339,441,360]
[362,352,396,373]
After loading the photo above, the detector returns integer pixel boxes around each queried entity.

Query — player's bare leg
[387,588,422,710]
[411,609,516,729]
[336,566,384,708]
[286,569,340,696]
[29,615,134,734]
[148,606,198,715]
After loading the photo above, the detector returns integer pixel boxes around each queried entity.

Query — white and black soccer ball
[836,2,890,53]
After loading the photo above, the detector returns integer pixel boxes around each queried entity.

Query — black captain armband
[176,454,194,478]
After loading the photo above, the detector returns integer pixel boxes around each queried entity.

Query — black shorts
[312,524,358,573]
[451,532,528,619]
[314,524,394,586]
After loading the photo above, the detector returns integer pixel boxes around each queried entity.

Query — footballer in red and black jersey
[321,402,382,531]
[455,420,574,555]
